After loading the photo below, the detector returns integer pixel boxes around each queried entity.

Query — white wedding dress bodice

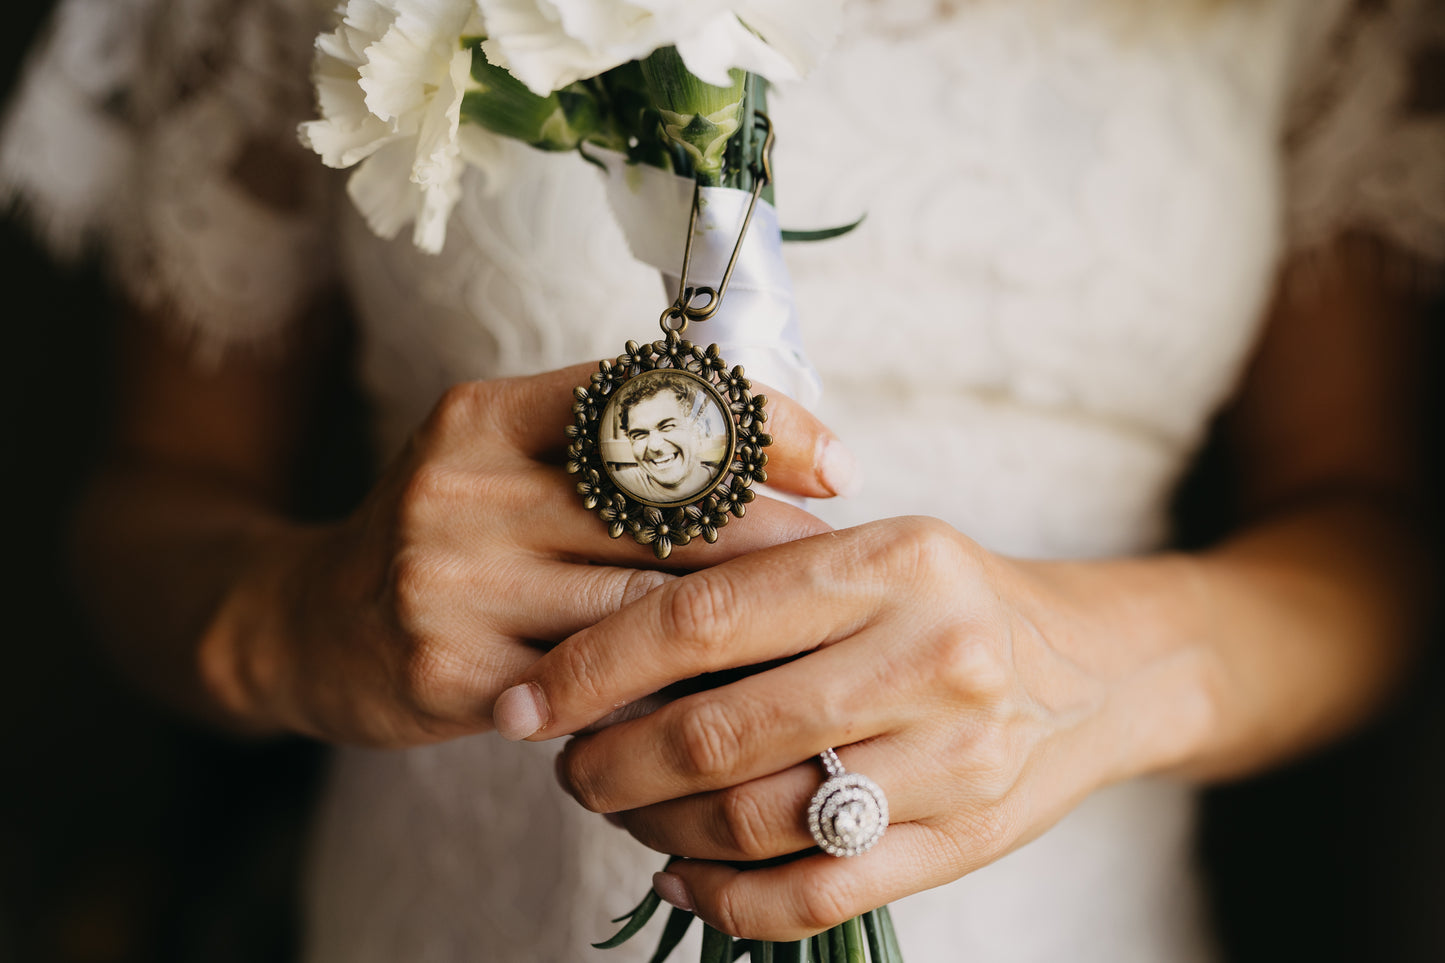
[3,0,1442,960]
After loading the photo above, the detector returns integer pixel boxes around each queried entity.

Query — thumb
[753,385,863,500]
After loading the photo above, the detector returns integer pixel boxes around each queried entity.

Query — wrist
[1024,552,1220,788]
[196,521,339,737]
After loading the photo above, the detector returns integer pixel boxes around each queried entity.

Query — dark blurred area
[1177,317,1445,962]
[0,6,329,963]
[1,3,1442,962]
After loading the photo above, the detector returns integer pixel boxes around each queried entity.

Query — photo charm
[566,331,771,560]
[568,121,777,560]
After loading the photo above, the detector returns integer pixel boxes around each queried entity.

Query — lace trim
[5,0,1442,362]
[0,0,337,363]
[1285,0,1445,280]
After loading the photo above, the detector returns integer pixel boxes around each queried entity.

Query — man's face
[625,391,699,488]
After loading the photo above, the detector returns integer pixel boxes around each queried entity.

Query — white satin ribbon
[590,148,822,410]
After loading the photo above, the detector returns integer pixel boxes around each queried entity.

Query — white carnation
[476,0,844,96]
[299,0,505,253]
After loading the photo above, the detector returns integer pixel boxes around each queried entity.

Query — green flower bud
[639,46,744,184]
[460,38,601,151]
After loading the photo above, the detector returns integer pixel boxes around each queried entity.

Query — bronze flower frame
[566,330,772,560]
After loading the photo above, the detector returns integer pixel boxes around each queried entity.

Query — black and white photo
[600,370,731,506]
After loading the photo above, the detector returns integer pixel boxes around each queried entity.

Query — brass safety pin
[661,112,776,334]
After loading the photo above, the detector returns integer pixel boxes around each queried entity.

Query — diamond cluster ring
[807,748,889,857]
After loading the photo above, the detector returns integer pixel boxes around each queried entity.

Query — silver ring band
[807,748,888,857]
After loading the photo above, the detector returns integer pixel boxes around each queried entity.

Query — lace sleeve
[1285,0,1445,276]
[0,0,338,361]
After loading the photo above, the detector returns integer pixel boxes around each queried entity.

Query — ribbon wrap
[590,148,822,410]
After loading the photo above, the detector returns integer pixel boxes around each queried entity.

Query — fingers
[617,763,824,861]
[412,364,597,466]
[749,388,862,499]
[416,488,830,648]
[493,527,893,740]
[528,471,835,570]
[613,732,929,862]
[475,362,604,456]
[468,364,861,498]
[554,632,906,811]
[657,823,966,942]
[406,458,831,577]
[505,562,677,642]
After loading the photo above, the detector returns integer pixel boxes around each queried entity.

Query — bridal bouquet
[299,0,840,253]
[301,2,899,960]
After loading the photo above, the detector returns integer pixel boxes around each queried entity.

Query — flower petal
[346,139,424,241]
[672,13,796,87]
[731,1,844,78]
[359,0,476,124]
[475,0,840,94]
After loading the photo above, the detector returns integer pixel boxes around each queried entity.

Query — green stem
[841,917,866,963]
[593,889,663,948]
[702,924,733,963]
[877,906,903,962]
[751,77,773,207]
[861,911,889,963]
[733,73,755,192]
[773,940,804,963]
[647,908,697,963]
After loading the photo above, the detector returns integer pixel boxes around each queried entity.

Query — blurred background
[1,2,1441,961]
[0,5,327,961]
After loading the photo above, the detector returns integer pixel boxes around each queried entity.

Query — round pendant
[566,330,771,560]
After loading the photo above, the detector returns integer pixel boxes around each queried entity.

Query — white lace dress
[4,0,1443,960]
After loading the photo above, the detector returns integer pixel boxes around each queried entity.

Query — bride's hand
[492,517,1207,939]
[207,362,850,748]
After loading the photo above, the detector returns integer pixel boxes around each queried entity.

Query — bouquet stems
[598,888,904,962]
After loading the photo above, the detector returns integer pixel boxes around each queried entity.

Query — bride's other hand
[496,518,1193,938]
[206,366,844,747]
[75,316,847,747]
[493,239,1431,939]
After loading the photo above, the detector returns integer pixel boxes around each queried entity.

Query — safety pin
[661,112,775,333]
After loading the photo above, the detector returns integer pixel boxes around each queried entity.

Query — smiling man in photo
[610,373,722,504]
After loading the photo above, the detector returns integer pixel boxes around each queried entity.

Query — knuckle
[395,464,459,532]
[673,700,744,783]
[716,785,773,860]
[959,801,1015,859]
[400,641,465,713]
[948,711,1028,811]
[385,553,479,715]
[909,515,967,569]
[710,877,746,938]
[409,706,465,742]
[796,877,856,933]
[877,515,969,584]
[937,631,1011,703]
[963,725,1018,788]
[551,633,611,710]
[659,575,739,669]
[387,548,438,630]
[426,381,486,439]
[563,746,611,813]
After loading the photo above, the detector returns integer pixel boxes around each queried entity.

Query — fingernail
[495,683,546,741]
[652,872,694,912]
[603,812,625,829]
[820,438,863,498]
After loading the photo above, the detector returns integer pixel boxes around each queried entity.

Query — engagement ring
[807,748,888,857]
